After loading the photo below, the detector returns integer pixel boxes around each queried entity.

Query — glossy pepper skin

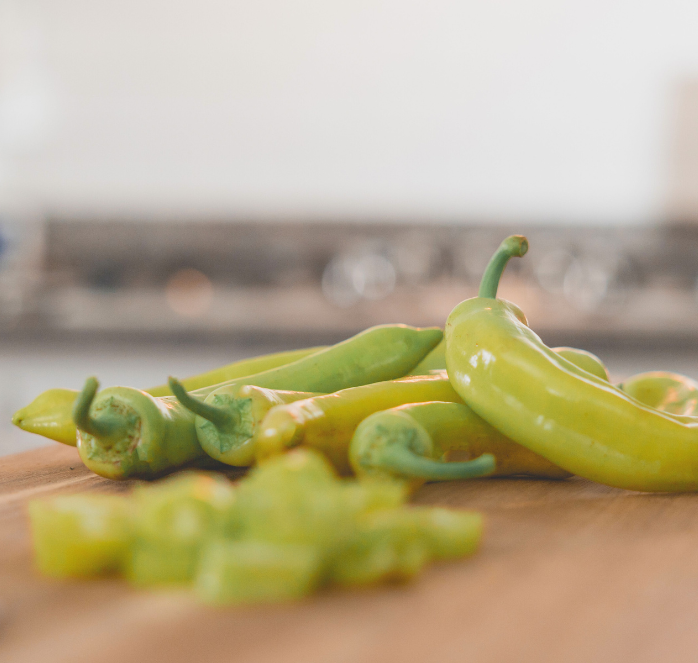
[350,401,571,486]
[171,324,443,469]
[12,346,325,446]
[446,235,698,493]
[619,371,698,417]
[253,374,470,473]
[12,388,82,446]
[74,324,441,480]
[408,334,610,384]
[552,347,609,382]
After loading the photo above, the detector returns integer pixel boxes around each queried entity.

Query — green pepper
[73,377,203,479]
[619,371,698,416]
[169,324,443,470]
[233,449,480,588]
[350,400,571,485]
[445,235,698,493]
[145,346,327,397]
[408,339,446,375]
[74,324,441,480]
[13,345,325,446]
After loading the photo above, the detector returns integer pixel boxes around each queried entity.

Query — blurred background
[3,0,698,454]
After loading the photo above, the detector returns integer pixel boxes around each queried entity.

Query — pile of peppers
[18,234,698,603]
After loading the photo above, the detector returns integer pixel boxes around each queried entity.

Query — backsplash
[1,219,698,343]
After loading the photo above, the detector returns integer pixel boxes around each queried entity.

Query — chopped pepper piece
[29,494,132,577]
[196,540,322,605]
[125,472,237,585]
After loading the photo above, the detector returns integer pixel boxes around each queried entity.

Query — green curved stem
[478,235,529,299]
[168,377,232,428]
[72,377,126,438]
[373,448,496,481]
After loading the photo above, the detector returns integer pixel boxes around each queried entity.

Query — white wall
[2,0,698,223]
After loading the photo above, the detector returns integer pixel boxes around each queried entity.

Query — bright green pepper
[169,324,443,470]
[74,324,441,480]
[12,346,325,446]
[73,377,204,480]
[619,371,698,416]
[445,235,698,493]
[350,401,571,486]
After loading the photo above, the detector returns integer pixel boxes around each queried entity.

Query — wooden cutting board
[3,444,698,663]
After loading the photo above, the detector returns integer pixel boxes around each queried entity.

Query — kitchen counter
[3,445,698,662]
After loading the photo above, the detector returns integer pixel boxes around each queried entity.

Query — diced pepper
[29,494,131,577]
[235,452,346,554]
[125,472,238,585]
[329,510,430,586]
[195,540,321,604]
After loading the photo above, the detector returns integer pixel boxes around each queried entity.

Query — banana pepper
[73,324,442,480]
[12,345,326,446]
[350,401,572,487]
[445,235,698,492]
[180,344,603,481]
[170,325,443,470]
[619,371,698,417]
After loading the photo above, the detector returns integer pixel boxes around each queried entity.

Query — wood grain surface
[3,445,698,663]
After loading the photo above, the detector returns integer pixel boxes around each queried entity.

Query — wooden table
[3,445,698,663]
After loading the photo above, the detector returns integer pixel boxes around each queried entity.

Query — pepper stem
[478,235,529,299]
[373,447,496,481]
[72,377,126,438]
[168,377,232,428]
